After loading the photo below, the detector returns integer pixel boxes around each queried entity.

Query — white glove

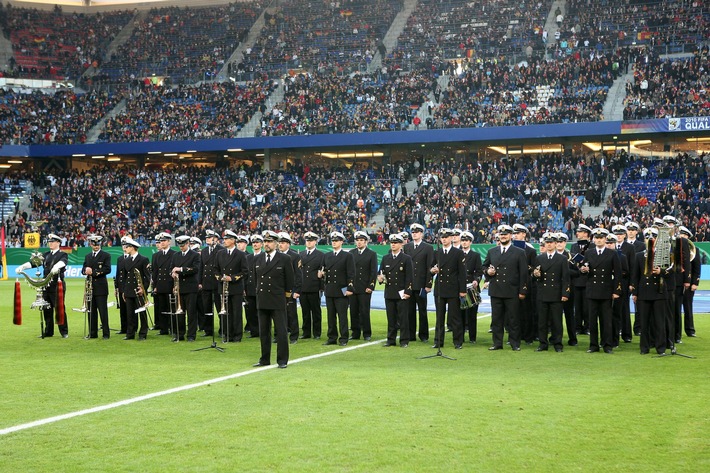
[51,261,66,275]
[16,262,31,274]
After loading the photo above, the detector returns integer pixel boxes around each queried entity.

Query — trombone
[73,275,93,338]
[218,278,229,343]
[169,274,184,342]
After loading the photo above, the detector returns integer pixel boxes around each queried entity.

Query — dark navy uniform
[683,247,700,337]
[518,242,538,344]
[403,240,434,342]
[35,249,69,338]
[245,249,263,337]
[483,245,529,350]
[631,249,671,354]
[570,240,590,334]
[82,249,112,338]
[670,237,692,343]
[114,253,128,333]
[283,248,303,342]
[322,250,355,345]
[255,251,294,367]
[617,240,636,342]
[432,246,467,348]
[214,248,248,342]
[379,251,413,346]
[583,247,622,352]
[350,247,378,340]
[299,248,324,338]
[171,249,202,341]
[461,249,483,342]
[151,248,176,335]
[534,252,570,351]
[200,243,224,336]
[121,253,151,340]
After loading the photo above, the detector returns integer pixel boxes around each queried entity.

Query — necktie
[266,254,271,264]
[444,249,448,255]
[598,250,602,256]
[414,244,418,250]
[209,247,212,255]
[359,250,363,255]
[307,250,312,256]
[228,250,232,256]
[501,247,506,254]
[549,254,552,260]
[93,253,97,258]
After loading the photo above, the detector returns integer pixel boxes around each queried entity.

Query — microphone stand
[193,306,224,353]
[418,250,455,361]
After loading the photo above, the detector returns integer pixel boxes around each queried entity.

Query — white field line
[1,314,491,436]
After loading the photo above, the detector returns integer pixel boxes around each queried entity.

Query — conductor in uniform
[82,234,112,339]
[120,237,151,340]
[319,231,355,346]
[483,224,529,351]
[350,230,378,341]
[532,233,570,352]
[299,232,324,339]
[378,233,413,347]
[430,228,467,349]
[580,228,622,353]
[171,235,202,341]
[403,223,434,343]
[17,233,69,338]
[253,230,294,369]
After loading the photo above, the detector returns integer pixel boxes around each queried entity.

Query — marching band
[14,216,702,362]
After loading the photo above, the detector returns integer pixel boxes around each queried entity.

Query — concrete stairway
[368,0,418,73]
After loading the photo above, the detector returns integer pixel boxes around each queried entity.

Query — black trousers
[637,298,666,354]
[490,296,520,349]
[88,294,109,338]
[349,292,372,339]
[245,295,258,336]
[538,300,563,350]
[573,286,588,333]
[116,289,127,332]
[154,292,171,334]
[300,292,322,338]
[125,296,148,339]
[42,286,68,337]
[520,290,536,343]
[673,285,684,342]
[463,304,478,342]
[683,288,696,336]
[286,298,299,341]
[588,297,612,351]
[562,294,577,344]
[326,296,349,344]
[385,298,409,345]
[219,293,243,342]
[407,290,430,341]
[258,307,289,366]
[434,295,463,347]
[201,289,221,336]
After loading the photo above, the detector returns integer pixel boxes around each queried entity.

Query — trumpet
[73,275,93,313]
[218,279,229,316]
[134,268,154,313]
[172,274,184,315]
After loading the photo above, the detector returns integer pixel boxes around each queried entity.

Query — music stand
[193,308,224,353]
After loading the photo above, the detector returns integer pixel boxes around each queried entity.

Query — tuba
[17,252,53,310]
[651,226,674,272]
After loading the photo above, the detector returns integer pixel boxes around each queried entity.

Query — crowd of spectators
[384,0,551,75]
[562,0,708,54]
[257,71,433,136]
[240,0,400,79]
[98,2,263,85]
[430,50,627,128]
[0,87,124,145]
[1,4,133,81]
[5,162,401,247]
[623,50,710,120]
[97,79,276,142]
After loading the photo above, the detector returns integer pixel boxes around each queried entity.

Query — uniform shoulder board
[298,260,302,268]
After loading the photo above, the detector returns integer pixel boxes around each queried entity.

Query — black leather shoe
[603,348,613,354]
[535,347,547,352]
[61,334,69,339]
[568,340,578,346]
[187,338,195,342]
[117,331,127,335]
[313,336,321,340]
[338,342,347,346]
[555,348,563,352]
[299,335,311,339]
[384,342,396,347]
[586,348,599,353]
[420,338,429,343]
[123,336,135,340]
[349,335,360,340]
[623,338,632,343]
[323,341,337,345]
[511,346,521,351]
[400,343,409,348]
[278,364,287,369]
[488,346,502,351]
[364,337,371,341]
[675,339,682,344]
[431,344,441,349]
[640,350,649,355]
[688,333,697,337]
[138,336,146,341]
[454,345,463,350]
[290,340,297,344]
[253,362,269,367]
